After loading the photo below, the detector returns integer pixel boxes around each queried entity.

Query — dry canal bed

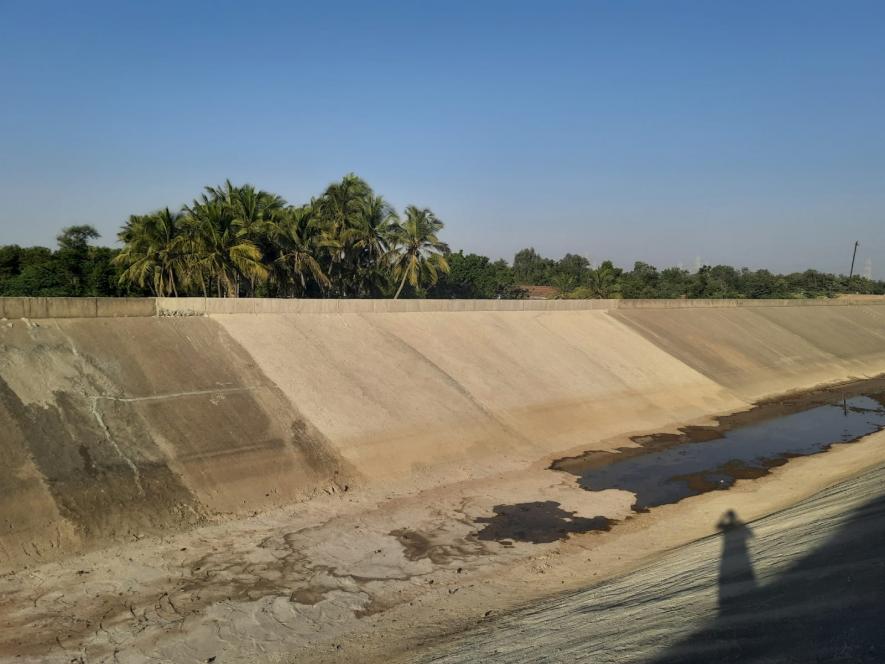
[3,378,885,663]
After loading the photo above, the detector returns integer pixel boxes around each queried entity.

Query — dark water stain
[390,528,447,563]
[290,587,330,605]
[553,377,885,512]
[473,501,613,544]
[390,527,490,564]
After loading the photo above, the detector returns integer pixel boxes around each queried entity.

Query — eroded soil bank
[4,378,885,663]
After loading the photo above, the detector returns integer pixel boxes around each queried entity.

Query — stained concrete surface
[0,317,350,566]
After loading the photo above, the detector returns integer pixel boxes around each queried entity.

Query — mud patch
[473,501,613,544]
[290,587,330,605]
[389,528,489,564]
[391,529,436,562]
[553,376,885,512]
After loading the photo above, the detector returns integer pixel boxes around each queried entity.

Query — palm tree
[312,174,374,295]
[204,180,286,295]
[113,175,454,299]
[390,206,450,299]
[344,194,399,296]
[184,195,268,297]
[269,205,332,296]
[550,273,577,297]
[207,180,286,240]
[588,262,619,298]
[114,208,187,296]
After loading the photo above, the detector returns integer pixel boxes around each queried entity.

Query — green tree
[550,273,577,295]
[430,251,522,298]
[553,253,591,287]
[658,266,692,298]
[620,261,660,298]
[268,205,332,296]
[312,174,375,295]
[56,225,100,295]
[512,247,555,285]
[390,206,449,299]
[115,209,187,296]
[204,181,286,295]
[344,194,399,296]
[184,195,268,297]
[587,261,621,298]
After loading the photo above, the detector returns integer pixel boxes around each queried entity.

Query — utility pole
[849,241,860,281]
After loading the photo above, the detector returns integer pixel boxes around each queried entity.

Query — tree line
[503,248,885,299]
[114,174,448,298]
[1,175,882,300]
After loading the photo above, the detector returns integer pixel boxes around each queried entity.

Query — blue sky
[1,1,883,274]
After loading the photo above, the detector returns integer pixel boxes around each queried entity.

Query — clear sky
[1,1,883,275]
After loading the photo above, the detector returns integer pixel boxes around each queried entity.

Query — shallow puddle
[553,378,885,512]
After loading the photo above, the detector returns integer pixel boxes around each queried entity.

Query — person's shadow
[649,493,885,663]
[716,509,756,616]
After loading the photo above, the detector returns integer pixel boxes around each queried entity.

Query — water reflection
[562,395,885,511]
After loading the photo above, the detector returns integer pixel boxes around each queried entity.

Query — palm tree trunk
[394,268,409,299]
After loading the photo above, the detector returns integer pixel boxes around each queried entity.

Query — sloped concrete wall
[1,299,884,568]
[215,311,742,486]
[611,305,885,398]
[0,317,351,567]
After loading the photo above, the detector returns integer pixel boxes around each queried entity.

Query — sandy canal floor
[3,426,885,663]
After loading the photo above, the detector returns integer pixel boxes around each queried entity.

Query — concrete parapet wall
[2,295,884,319]
[0,297,156,318]
[94,298,158,318]
[157,295,885,316]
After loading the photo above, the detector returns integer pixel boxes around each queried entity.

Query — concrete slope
[0,317,349,567]
[2,300,885,568]
[215,311,742,486]
[612,305,885,398]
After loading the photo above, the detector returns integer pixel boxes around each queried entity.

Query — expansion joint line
[86,387,260,496]
[92,386,261,403]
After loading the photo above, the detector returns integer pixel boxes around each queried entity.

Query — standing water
[552,381,885,512]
